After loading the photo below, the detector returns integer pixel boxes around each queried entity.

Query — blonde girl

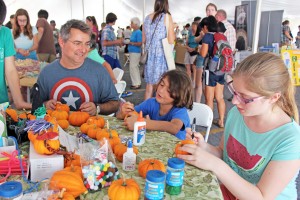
[179,52,300,199]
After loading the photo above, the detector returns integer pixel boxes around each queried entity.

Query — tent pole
[103,0,105,23]
[82,0,85,20]
[143,0,145,23]
[252,0,262,53]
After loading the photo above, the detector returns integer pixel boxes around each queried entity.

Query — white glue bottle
[133,111,146,146]
[122,140,136,171]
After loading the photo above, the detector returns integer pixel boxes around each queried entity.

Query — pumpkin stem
[58,188,66,199]
[121,173,127,186]
[106,120,109,130]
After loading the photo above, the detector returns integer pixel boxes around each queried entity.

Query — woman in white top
[12,8,38,60]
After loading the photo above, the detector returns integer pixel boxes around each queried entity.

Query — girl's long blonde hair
[233,52,298,123]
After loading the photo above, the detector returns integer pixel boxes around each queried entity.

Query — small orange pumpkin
[47,109,53,115]
[174,139,195,156]
[33,132,60,155]
[27,130,37,142]
[108,178,141,200]
[79,119,95,134]
[50,170,87,198]
[96,128,118,141]
[64,153,81,167]
[114,143,138,162]
[124,110,139,120]
[87,125,101,139]
[5,108,18,122]
[88,116,105,128]
[27,113,36,120]
[68,112,90,126]
[55,102,70,113]
[138,159,166,178]
[51,110,69,120]
[57,119,69,129]
[18,112,28,120]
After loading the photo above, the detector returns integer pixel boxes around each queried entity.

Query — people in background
[37,19,119,116]
[200,16,226,128]
[98,22,106,55]
[206,3,217,17]
[4,14,14,29]
[142,0,175,100]
[0,0,31,109]
[128,17,142,89]
[117,70,193,140]
[50,20,60,57]
[215,9,236,50]
[281,20,293,46]
[184,21,198,85]
[101,13,123,70]
[36,9,56,62]
[88,34,117,84]
[180,53,300,200]
[296,25,300,48]
[12,8,38,60]
[86,16,99,49]
[123,25,132,53]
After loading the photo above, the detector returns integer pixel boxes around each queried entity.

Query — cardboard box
[29,142,63,182]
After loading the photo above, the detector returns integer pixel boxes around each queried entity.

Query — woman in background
[12,8,38,60]
[142,0,175,100]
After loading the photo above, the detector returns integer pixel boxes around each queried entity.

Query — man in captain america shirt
[37,19,119,116]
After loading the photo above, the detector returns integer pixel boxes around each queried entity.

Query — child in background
[88,34,117,84]
[117,70,193,140]
[179,52,300,199]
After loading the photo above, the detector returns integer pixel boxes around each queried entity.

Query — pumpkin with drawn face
[33,132,60,155]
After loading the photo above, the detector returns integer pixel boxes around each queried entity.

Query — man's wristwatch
[94,103,100,115]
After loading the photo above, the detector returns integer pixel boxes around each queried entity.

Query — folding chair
[124,53,130,67]
[114,80,127,98]
[188,102,213,142]
[113,68,124,82]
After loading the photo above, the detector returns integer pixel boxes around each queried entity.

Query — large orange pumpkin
[63,165,83,179]
[174,139,195,156]
[55,102,70,113]
[114,143,138,162]
[5,108,18,122]
[138,159,166,178]
[108,178,141,200]
[50,170,87,198]
[68,112,90,126]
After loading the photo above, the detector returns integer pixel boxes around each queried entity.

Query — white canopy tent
[3,0,300,51]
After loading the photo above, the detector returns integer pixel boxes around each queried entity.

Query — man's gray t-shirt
[37,58,119,111]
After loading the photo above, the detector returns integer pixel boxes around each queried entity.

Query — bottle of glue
[133,111,146,146]
[122,140,136,171]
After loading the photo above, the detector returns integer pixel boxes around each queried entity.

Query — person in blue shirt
[127,17,142,89]
[179,53,300,199]
[117,70,193,140]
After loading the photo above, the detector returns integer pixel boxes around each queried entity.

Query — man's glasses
[226,74,264,104]
[68,40,91,49]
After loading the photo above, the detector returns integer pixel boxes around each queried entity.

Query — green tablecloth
[7,115,223,200]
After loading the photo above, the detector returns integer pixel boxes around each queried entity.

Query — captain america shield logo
[50,77,94,110]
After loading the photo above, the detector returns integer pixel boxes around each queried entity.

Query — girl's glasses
[226,75,264,104]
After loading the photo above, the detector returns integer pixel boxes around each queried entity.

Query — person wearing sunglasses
[0,0,31,109]
[179,52,300,199]
[37,19,119,116]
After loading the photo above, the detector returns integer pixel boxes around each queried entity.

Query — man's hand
[80,102,97,116]
[44,99,58,110]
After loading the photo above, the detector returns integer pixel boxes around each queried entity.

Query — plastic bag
[79,138,120,192]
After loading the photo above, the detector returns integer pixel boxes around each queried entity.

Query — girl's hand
[121,102,135,115]
[177,141,217,171]
[185,127,204,144]
[123,114,138,130]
